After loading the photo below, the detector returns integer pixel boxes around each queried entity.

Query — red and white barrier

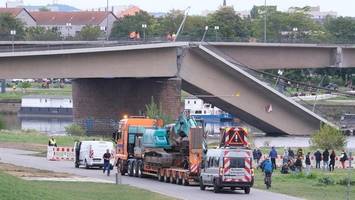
[47,146,74,161]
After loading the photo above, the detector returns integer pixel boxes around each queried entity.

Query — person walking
[253,149,258,165]
[314,150,322,169]
[294,156,303,173]
[256,148,262,167]
[103,149,111,176]
[305,152,311,176]
[261,157,273,189]
[339,150,348,169]
[288,147,295,159]
[322,149,329,170]
[269,147,278,170]
[329,150,336,172]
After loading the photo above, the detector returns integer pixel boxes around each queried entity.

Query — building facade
[0,8,36,27]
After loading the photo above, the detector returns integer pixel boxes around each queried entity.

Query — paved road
[0,148,303,200]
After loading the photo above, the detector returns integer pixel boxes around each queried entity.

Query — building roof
[0,7,24,16]
[30,11,117,26]
[117,5,141,18]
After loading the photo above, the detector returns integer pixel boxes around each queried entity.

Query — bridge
[1,42,353,135]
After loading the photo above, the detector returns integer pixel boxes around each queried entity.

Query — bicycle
[264,172,272,189]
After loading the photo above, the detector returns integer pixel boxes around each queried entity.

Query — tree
[0,13,25,40]
[310,124,347,150]
[110,11,156,39]
[145,96,172,124]
[38,7,50,12]
[25,27,61,41]
[324,16,355,43]
[78,25,101,40]
[65,124,85,136]
[207,6,249,41]
[0,115,5,130]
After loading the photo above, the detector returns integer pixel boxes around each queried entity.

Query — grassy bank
[0,171,174,200]
[254,168,355,200]
[0,130,109,153]
[0,87,72,100]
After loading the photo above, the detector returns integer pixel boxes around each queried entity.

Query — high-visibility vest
[49,139,56,145]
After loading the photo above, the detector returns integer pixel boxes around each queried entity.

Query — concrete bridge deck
[0,42,347,135]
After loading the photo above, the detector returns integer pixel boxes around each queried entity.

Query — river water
[2,114,355,148]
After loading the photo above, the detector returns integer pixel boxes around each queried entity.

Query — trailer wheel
[164,173,170,183]
[127,161,134,176]
[158,171,164,182]
[182,177,189,186]
[244,187,250,194]
[177,177,182,185]
[133,161,138,177]
[118,160,125,175]
[137,161,144,178]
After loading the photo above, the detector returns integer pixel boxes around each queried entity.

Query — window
[187,101,190,104]
[227,158,245,168]
[194,101,196,104]
[213,157,220,167]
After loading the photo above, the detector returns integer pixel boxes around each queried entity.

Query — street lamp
[106,0,109,41]
[65,22,72,39]
[292,27,298,42]
[201,26,209,42]
[10,30,16,52]
[142,23,147,41]
[214,26,219,42]
[264,0,267,43]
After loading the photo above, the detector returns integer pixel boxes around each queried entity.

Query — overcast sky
[1,0,355,16]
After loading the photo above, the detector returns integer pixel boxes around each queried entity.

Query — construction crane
[174,6,191,41]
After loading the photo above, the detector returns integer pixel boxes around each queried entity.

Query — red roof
[0,8,24,16]
[30,11,117,26]
[117,6,141,18]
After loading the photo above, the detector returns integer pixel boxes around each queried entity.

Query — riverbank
[254,168,354,200]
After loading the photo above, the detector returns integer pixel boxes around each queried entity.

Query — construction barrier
[256,155,354,169]
[47,146,75,161]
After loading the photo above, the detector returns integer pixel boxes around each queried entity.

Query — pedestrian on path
[314,150,322,169]
[339,150,348,169]
[329,150,336,172]
[103,149,111,176]
[305,152,311,176]
[269,147,278,170]
[322,149,329,170]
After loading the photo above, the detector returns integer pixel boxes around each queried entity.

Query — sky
[1,0,355,16]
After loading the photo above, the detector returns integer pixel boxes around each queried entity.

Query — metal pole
[346,151,351,200]
[312,76,325,112]
[12,35,14,53]
[0,80,5,93]
[106,0,109,41]
[264,0,267,43]
[215,30,217,42]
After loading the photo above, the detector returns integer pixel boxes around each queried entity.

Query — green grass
[0,171,174,200]
[254,168,355,200]
[0,130,108,147]
[0,87,72,100]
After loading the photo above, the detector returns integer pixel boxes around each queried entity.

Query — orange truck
[113,115,205,185]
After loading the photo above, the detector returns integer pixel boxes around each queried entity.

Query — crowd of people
[253,147,350,175]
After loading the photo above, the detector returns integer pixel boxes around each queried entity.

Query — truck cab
[199,127,254,193]
[200,148,254,193]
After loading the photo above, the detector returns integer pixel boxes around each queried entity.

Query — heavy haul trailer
[113,115,205,186]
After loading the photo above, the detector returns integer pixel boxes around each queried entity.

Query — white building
[5,0,23,8]
[288,6,337,22]
[30,11,118,38]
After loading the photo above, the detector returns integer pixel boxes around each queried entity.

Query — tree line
[1,6,355,43]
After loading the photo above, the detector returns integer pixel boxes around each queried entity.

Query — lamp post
[106,0,109,40]
[65,22,72,39]
[264,0,267,43]
[201,26,209,42]
[214,26,219,42]
[142,23,147,41]
[292,27,298,43]
[10,30,16,52]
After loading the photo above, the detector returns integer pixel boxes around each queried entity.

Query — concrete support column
[0,79,5,93]
[72,77,181,135]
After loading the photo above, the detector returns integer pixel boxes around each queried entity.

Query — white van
[74,140,114,169]
[199,148,254,193]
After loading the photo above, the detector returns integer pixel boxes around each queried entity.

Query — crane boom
[174,6,191,41]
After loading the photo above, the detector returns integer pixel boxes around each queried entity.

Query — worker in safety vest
[48,137,57,147]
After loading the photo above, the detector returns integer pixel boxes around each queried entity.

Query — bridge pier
[72,78,181,135]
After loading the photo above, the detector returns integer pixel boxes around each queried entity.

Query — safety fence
[47,146,75,161]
